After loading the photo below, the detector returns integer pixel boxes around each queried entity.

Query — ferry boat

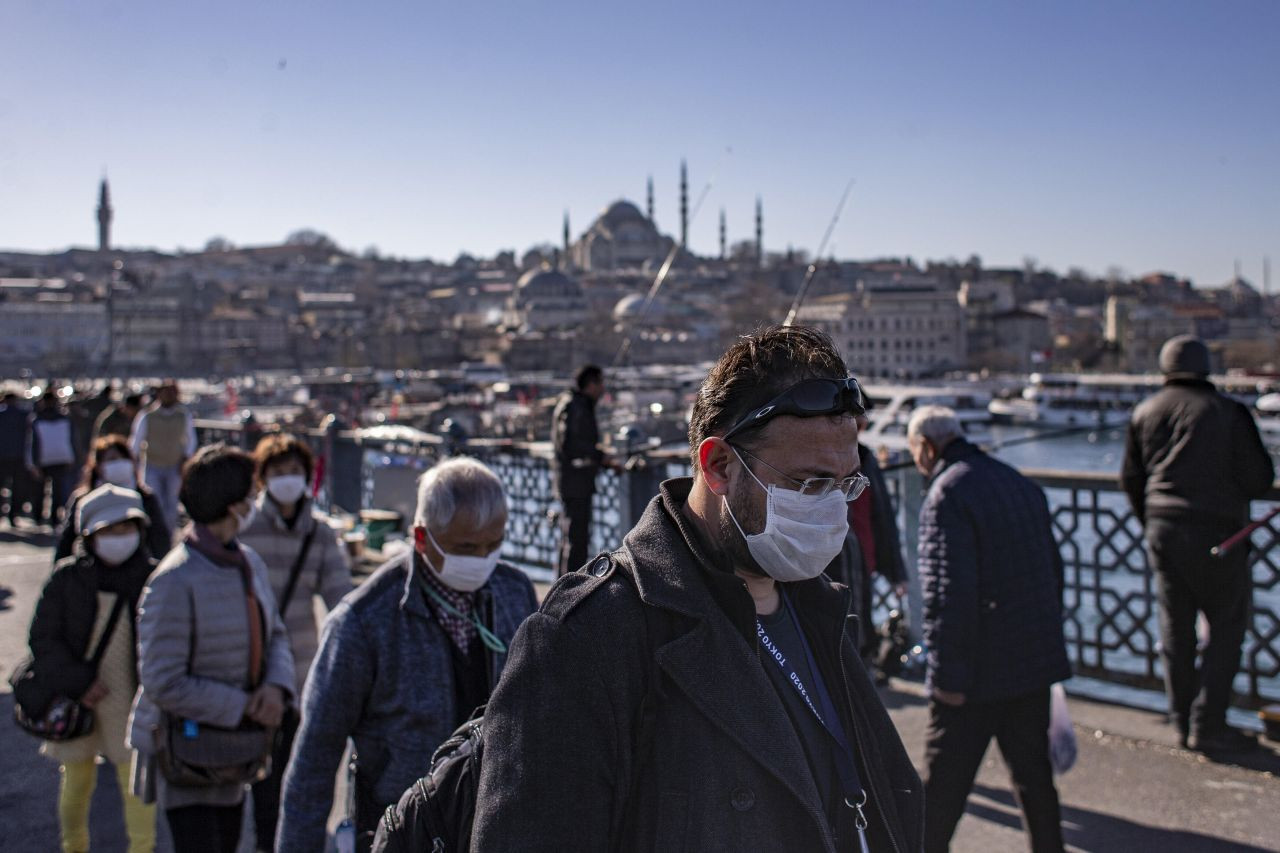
[858,383,994,456]
[989,373,1280,429]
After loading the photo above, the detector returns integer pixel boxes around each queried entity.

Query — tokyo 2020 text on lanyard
[756,588,871,853]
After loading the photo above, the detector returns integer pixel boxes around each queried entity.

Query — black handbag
[9,595,127,741]
[154,715,276,787]
[153,562,277,787]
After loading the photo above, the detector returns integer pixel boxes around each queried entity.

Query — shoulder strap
[278,525,319,617]
[88,594,128,671]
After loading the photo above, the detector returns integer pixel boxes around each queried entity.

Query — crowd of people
[5,326,1274,853]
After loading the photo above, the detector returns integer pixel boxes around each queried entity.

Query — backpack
[371,709,485,853]
[371,550,659,853]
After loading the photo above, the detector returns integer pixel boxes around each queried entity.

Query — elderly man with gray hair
[907,405,1071,853]
[276,457,537,852]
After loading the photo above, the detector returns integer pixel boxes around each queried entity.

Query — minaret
[1265,256,1271,297]
[562,210,570,255]
[719,208,726,260]
[646,176,655,223]
[755,196,763,267]
[97,177,113,253]
[679,160,688,248]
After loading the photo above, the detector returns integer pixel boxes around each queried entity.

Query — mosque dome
[516,266,583,300]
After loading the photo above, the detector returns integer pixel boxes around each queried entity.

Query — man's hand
[932,688,966,707]
[244,684,286,727]
[80,679,109,709]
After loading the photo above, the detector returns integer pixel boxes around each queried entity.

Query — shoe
[1191,727,1258,753]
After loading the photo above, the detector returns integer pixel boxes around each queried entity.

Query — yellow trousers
[58,760,155,853]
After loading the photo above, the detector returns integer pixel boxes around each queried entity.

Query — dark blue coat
[917,440,1071,703]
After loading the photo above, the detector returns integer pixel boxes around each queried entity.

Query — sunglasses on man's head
[721,377,866,443]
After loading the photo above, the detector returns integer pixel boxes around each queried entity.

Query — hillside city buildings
[0,175,1276,380]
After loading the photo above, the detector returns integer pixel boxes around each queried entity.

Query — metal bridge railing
[196,420,1280,708]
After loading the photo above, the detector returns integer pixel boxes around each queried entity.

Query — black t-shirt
[756,605,845,833]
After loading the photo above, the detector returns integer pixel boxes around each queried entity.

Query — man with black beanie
[1122,335,1275,753]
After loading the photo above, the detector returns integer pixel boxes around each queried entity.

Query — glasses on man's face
[734,445,870,502]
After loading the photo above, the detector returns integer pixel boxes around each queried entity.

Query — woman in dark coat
[29,484,158,852]
[55,435,171,563]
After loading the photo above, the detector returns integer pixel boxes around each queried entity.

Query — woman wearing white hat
[27,483,158,852]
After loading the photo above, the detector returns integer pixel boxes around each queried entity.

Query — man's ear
[698,437,735,496]
[412,525,427,554]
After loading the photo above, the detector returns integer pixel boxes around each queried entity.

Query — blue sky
[3,1,1277,286]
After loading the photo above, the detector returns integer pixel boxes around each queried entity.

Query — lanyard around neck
[421,582,508,655]
[758,589,870,845]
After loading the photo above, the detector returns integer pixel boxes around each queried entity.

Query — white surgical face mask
[425,528,501,592]
[266,474,308,505]
[723,447,849,583]
[100,459,136,489]
[234,501,257,534]
[94,530,140,566]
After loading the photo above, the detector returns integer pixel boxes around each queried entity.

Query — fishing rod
[1211,505,1280,557]
[782,178,855,327]
[613,150,729,368]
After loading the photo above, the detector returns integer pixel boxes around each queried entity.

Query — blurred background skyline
[2,0,1277,286]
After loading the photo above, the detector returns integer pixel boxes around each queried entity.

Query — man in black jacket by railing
[474,326,922,852]
[1121,335,1275,754]
[551,365,612,577]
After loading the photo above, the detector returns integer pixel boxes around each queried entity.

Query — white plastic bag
[1048,682,1078,775]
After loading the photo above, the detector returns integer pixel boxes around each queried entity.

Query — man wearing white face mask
[474,326,922,853]
[239,434,351,852]
[278,456,537,853]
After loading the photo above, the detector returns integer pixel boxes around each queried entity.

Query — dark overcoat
[472,478,924,852]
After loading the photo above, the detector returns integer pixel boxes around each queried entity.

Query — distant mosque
[565,161,764,272]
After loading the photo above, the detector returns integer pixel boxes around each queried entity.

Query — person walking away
[28,390,77,528]
[55,436,171,563]
[96,394,143,440]
[127,445,294,853]
[551,365,613,576]
[28,484,158,852]
[472,326,923,852]
[129,381,196,532]
[0,391,30,526]
[908,405,1071,853]
[277,457,536,852]
[239,434,352,852]
[1121,335,1275,754]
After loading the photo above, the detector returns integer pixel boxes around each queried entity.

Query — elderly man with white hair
[907,405,1071,853]
[276,457,537,852]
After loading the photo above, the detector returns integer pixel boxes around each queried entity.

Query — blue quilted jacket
[917,440,1071,703]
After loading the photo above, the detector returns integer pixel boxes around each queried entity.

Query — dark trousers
[250,708,300,851]
[557,495,593,577]
[34,463,72,526]
[0,458,23,523]
[166,802,245,853]
[1146,516,1250,738]
[924,687,1064,853]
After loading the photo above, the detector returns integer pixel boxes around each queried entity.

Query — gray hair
[414,457,507,532]
[906,405,964,447]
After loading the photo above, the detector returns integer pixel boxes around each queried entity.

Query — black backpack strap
[88,594,128,671]
[278,525,319,618]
